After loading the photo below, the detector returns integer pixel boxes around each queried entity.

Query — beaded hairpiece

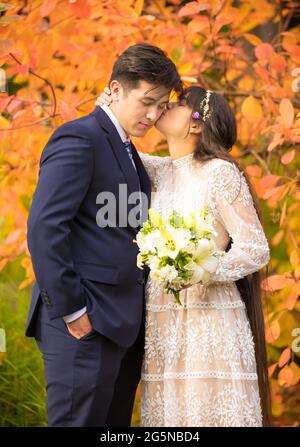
[192,90,212,122]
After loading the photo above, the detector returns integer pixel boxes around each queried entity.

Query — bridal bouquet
[134,208,223,305]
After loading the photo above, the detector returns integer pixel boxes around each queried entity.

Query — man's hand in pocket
[66,313,93,340]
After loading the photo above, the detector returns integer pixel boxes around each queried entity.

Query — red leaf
[69,0,91,19]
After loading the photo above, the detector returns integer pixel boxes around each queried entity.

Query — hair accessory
[192,111,200,120]
[200,90,212,122]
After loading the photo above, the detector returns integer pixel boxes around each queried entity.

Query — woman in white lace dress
[137,87,270,427]
[96,86,271,427]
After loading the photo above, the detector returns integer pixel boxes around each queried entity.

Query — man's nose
[146,109,160,122]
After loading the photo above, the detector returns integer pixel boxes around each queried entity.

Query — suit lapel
[131,143,151,205]
[91,107,141,197]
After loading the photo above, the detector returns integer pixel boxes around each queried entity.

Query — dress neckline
[171,153,194,169]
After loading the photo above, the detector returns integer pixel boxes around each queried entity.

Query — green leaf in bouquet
[175,250,192,269]
[140,220,155,235]
[158,256,173,268]
[166,286,182,306]
[169,210,184,228]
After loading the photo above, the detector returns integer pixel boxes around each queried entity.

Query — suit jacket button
[137,278,145,285]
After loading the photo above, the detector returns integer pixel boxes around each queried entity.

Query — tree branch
[9,52,57,117]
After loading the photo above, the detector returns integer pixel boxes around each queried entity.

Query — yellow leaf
[290,362,300,384]
[243,33,262,46]
[271,230,284,247]
[179,63,193,75]
[290,250,299,269]
[279,200,287,228]
[132,0,144,17]
[241,96,263,122]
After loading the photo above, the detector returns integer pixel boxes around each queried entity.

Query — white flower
[135,229,161,253]
[292,77,300,93]
[147,255,160,271]
[150,265,178,282]
[156,225,191,259]
[137,253,144,269]
[185,238,219,285]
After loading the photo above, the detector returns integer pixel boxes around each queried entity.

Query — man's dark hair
[109,43,182,93]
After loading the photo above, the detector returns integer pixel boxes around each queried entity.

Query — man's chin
[131,128,150,138]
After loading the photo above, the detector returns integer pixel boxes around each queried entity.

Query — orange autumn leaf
[40,0,58,17]
[178,2,210,18]
[243,33,262,47]
[279,98,294,128]
[268,362,278,378]
[0,0,299,426]
[278,347,291,368]
[281,149,295,165]
[254,43,273,60]
[269,53,286,72]
[278,365,297,387]
[271,230,284,247]
[262,274,295,291]
[245,164,262,177]
[265,319,281,343]
[69,0,91,19]
[255,175,280,198]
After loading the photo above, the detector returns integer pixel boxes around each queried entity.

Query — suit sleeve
[27,123,94,320]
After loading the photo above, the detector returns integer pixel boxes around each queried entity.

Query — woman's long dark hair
[182,86,271,426]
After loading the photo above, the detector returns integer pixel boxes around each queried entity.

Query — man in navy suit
[26,43,182,426]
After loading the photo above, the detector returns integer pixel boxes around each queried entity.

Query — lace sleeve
[138,152,171,188]
[209,161,270,282]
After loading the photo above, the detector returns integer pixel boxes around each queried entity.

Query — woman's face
[155,96,195,138]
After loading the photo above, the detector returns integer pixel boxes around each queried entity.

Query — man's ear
[190,121,202,135]
[109,80,123,102]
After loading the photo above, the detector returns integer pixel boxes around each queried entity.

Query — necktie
[124,140,136,170]
[124,140,143,224]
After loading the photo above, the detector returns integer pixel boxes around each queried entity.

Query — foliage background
[0,0,300,426]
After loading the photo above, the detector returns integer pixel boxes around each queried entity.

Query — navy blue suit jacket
[26,107,151,348]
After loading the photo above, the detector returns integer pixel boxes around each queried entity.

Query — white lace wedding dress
[138,152,270,427]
